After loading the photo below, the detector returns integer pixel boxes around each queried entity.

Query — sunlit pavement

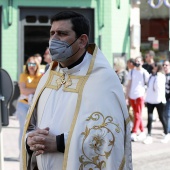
[132,107,170,170]
[2,108,170,170]
[2,116,19,170]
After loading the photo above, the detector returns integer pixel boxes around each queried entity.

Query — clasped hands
[27,127,57,156]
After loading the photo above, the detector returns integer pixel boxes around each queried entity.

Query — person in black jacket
[142,50,155,74]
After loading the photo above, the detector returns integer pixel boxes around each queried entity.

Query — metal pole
[0,95,5,170]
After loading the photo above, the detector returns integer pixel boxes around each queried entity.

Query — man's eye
[59,32,67,36]
[50,32,55,37]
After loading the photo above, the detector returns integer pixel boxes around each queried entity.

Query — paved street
[132,119,170,170]
[1,108,170,170]
[2,116,19,170]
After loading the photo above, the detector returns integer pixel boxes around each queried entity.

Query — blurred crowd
[114,50,170,144]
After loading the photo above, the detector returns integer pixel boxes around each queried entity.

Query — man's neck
[67,51,86,69]
[59,50,86,69]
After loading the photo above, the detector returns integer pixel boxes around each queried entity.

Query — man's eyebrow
[50,30,72,34]
[51,28,71,32]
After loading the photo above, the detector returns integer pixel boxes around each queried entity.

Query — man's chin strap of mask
[66,47,80,60]
[65,36,80,60]
[68,36,80,48]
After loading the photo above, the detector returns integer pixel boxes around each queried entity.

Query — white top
[128,68,150,99]
[145,72,166,104]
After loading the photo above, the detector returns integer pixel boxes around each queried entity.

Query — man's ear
[79,34,88,49]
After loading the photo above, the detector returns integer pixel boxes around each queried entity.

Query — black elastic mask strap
[68,35,81,47]
[67,48,80,60]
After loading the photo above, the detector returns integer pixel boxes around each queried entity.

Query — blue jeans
[165,100,170,133]
[16,101,29,151]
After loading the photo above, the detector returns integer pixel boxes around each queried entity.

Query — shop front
[140,1,169,61]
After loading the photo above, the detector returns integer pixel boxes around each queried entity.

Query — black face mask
[134,63,140,67]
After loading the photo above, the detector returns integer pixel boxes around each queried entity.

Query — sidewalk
[2,116,19,170]
[132,107,170,170]
[1,107,170,170]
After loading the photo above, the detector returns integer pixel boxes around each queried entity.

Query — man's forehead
[51,20,73,30]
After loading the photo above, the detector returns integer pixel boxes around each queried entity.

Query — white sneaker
[131,133,137,142]
[161,134,170,143]
[137,132,146,141]
[143,136,152,144]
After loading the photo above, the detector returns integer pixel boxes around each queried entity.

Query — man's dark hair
[145,50,155,57]
[51,11,90,38]
[128,58,135,64]
[154,63,163,73]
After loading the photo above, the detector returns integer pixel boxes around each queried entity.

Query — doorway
[24,26,50,64]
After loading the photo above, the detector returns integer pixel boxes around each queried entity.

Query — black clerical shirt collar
[59,51,86,69]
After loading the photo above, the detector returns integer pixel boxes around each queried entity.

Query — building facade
[140,1,169,62]
[131,0,170,62]
[0,0,130,81]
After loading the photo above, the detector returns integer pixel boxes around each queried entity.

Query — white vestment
[21,44,132,170]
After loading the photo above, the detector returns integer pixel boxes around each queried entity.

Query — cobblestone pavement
[1,108,170,170]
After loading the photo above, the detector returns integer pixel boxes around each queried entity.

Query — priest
[21,11,132,170]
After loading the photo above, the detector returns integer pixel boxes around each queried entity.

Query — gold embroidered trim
[46,70,86,93]
[119,156,125,170]
[63,75,86,93]
[125,116,131,125]
[22,64,53,170]
[79,112,120,169]
[63,45,98,170]
[46,71,65,90]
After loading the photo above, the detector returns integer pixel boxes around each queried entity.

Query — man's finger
[34,150,44,156]
[28,129,49,137]
[30,144,45,151]
[32,136,45,143]
[27,136,45,147]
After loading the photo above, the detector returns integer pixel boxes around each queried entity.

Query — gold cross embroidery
[56,73,72,89]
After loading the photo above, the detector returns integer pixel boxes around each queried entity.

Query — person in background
[113,57,128,90]
[34,53,42,64]
[43,47,52,72]
[127,58,135,71]
[144,63,168,144]
[163,60,170,141]
[126,56,150,142]
[142,50,155,74]
[126,58,135,129]
[34,53,45,74]
[21,11,132,170]
[143,50,158,121]
[16,56,42,152]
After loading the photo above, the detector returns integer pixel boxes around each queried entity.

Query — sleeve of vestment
[56,134,65,153]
